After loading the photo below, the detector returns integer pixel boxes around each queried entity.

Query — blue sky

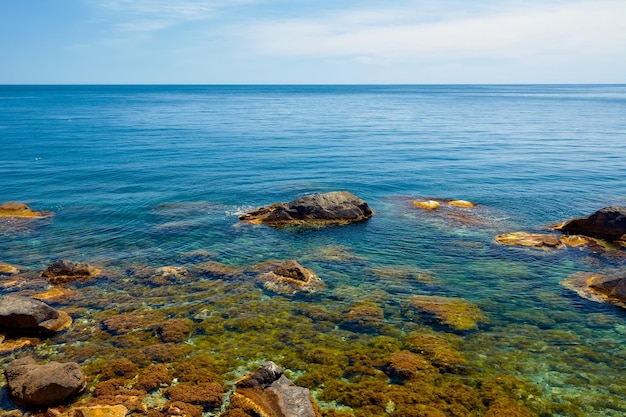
[1,0,625,84]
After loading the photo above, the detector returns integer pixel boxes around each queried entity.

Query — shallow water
[1,85,626,416]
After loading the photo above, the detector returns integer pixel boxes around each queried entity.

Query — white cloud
[241,0,626,66]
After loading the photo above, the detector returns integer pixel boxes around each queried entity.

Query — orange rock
[0,335,40,354]
[71,405,129,417]
[412,200,441,210]
[0,262,20,275]
[0,202,52,218]
[448,200,475,208]
[495,232,563,248]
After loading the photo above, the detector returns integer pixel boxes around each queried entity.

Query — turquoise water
[1,85,626,416]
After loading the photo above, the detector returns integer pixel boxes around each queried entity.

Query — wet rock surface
[4,356,86,407]
[239,191,374,226]
[556,206,626,242]
[0,202,52,218]
[0,294,72,334]
[41,259,101,282]
[495,232,563,248]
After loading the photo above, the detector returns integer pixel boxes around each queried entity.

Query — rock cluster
[224,361,321,417]
[239,191,374,226]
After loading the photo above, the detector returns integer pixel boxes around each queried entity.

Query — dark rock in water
[239,191,374,226]
[0,295,72,334]
[557,206,626,242]
[258,260,325,295]
[562,271,626,309]
[41,259,101,282]
[225,361,320,417]
[0,202,52,218]
[5,356,86,407]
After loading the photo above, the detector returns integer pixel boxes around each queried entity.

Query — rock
[561,271,626,309]
[495,232,563,248]
[258,260,325,295]
[412,200,441,210]
[556,206,626,242]
[0,262,20,275]
[0,202,52,218]
[225,361,320,417]
[448,200,475,208]
[407,295,487,331]
[0,335,40,354]
[5,356,86,407]
[0,295,72,334]
[71,405,129,417]
[41,259,101,282]
[239,191,373,226]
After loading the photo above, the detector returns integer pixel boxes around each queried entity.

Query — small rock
[0,262,20,275]
[0,202,52,218]
[412,200,441,210]
[0,294,72,334]
[5,356,86,408]
[71,405,128,417]
[258,260,325,295]
[495,232,563,248]
[41,259,101,283]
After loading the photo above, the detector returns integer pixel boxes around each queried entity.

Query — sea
[1,85,625,416]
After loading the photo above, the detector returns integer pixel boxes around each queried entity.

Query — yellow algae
[407,295,487,331]
[412,200,441,210]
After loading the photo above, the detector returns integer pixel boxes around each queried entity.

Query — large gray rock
[226,361,319,417]
[0,295,72,334]
[558,206,626,241]
[239,191,374,226]
[5,356,86,407]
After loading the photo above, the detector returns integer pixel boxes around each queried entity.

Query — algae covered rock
[0,262,20,275]
[561,271,626,309]
[239,191,374,226]
[225,361,321,417]
[495,232,563,248]
[41,259,101,282]
[0,294,72,334]
[4,355,86,407]
[556,206,626,242]
[407,295,487,331]
[0,202,52,218]
[258,260,325,295]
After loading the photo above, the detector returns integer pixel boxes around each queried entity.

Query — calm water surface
[1,85,626,416]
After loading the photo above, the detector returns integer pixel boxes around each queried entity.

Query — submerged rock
[41,259,101,282]
[224,361,320,417]
[0,202,52,218]
[0,294,72,334]
[561,271,626,309]
[495,232,563,248]
[407,295,487,331]
[258,260,325,295]
[0,334,39,354]
[239,191,374,226]
[0,262,20,275]
[556,206,626,242]
[5,356,86,407]
[71,405,129,417]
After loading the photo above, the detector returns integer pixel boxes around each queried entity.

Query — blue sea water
[1,85,626,416]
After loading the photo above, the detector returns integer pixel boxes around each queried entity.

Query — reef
[238,191,374,226]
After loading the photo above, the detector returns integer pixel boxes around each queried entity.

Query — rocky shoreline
[1,196,625,416]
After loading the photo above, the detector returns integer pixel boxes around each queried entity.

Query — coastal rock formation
[561,271,626,309]
[5,356,86,407]
[407,295,487,331]
[224,361,321,417]
[239,191,374,226]
[556,206,626,242]
[258,260,325,295]
[495,232,563,248]
[0,202,52,218]
[0,294,72,334]
[0,262,20,275]
[41,259,101,282]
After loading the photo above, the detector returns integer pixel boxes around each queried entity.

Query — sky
[1,0,625,84]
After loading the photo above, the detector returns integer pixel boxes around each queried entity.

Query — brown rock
[72,405,129,417]
[239,191,373,226]
[561,271,626,309]
[5,356,86,408]
[41,259,101,283]
[0,294,72,334]
[556,206,626,241]
[258,260,325,295]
